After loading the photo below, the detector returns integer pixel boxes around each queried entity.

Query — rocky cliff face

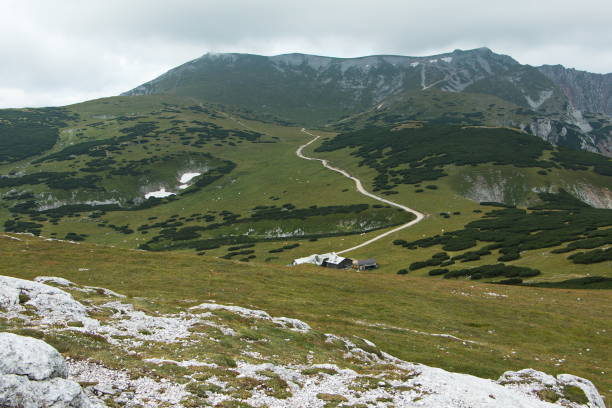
[538,65,612,116]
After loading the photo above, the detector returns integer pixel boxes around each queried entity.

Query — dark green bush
[568,248,612,264]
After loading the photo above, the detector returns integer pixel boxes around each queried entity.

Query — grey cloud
[1,0,610,108]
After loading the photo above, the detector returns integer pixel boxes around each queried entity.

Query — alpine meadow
[0,12,611,408]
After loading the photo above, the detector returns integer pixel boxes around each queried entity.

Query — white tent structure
[292,252,346,267]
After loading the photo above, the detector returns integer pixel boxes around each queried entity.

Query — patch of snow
[410,62,420,67]
[441,56,453,63]
[178,172,201,184]
[144,188,175,199]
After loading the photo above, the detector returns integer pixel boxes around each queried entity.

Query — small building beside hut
[354,258,378,271]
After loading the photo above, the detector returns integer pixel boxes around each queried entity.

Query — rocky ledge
[0,275,605,407]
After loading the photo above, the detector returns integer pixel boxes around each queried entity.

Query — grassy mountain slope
[329,89,612,155]
[1,96,610,283]
[1,233,610,403]
[331,89,531,131]
[307,125,611,281]
[0,96,412,257]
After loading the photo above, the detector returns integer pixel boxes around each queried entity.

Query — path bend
[297,129,425,255]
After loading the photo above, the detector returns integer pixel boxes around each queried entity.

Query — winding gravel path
[297,129,425,255]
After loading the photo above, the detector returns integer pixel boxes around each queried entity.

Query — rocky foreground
[0,275,605,407]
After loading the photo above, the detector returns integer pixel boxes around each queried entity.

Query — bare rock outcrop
[0,333,104,408]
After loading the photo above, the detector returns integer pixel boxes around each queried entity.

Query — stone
[0,276,94,326]
[0,333,104,408]
[0,333,68,380]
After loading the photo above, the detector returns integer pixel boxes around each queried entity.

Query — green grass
[1,233,610,402]
[0,96,409,254]
[1,95,610,283]
[330,89,535,132]
[304,131,611,279]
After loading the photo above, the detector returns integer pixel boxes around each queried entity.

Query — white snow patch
[441,56,453,63]
[144,188,175,199]
[179,172,201,184]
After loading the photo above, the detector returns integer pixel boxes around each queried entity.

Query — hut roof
[292,252,346,266]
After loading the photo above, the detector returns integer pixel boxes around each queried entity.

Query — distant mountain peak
[121,48,611,156]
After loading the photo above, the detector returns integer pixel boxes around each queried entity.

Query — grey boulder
[0,333,104,407]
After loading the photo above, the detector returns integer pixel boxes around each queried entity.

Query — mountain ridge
[122,47,611,156]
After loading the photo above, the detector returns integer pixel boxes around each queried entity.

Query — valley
[1,46,611,407]
[0,91,610,282]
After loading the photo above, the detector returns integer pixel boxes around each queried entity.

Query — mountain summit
[123,48,552,120]
[122,48,611,156]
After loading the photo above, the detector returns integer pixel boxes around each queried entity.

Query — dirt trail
[297,129,425,255]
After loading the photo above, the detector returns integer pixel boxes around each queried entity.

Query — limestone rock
[0,275,93,325]
[0,333,67,381]
[0,333,104,408]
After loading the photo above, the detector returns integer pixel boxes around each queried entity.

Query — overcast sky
[1,0,610,108]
